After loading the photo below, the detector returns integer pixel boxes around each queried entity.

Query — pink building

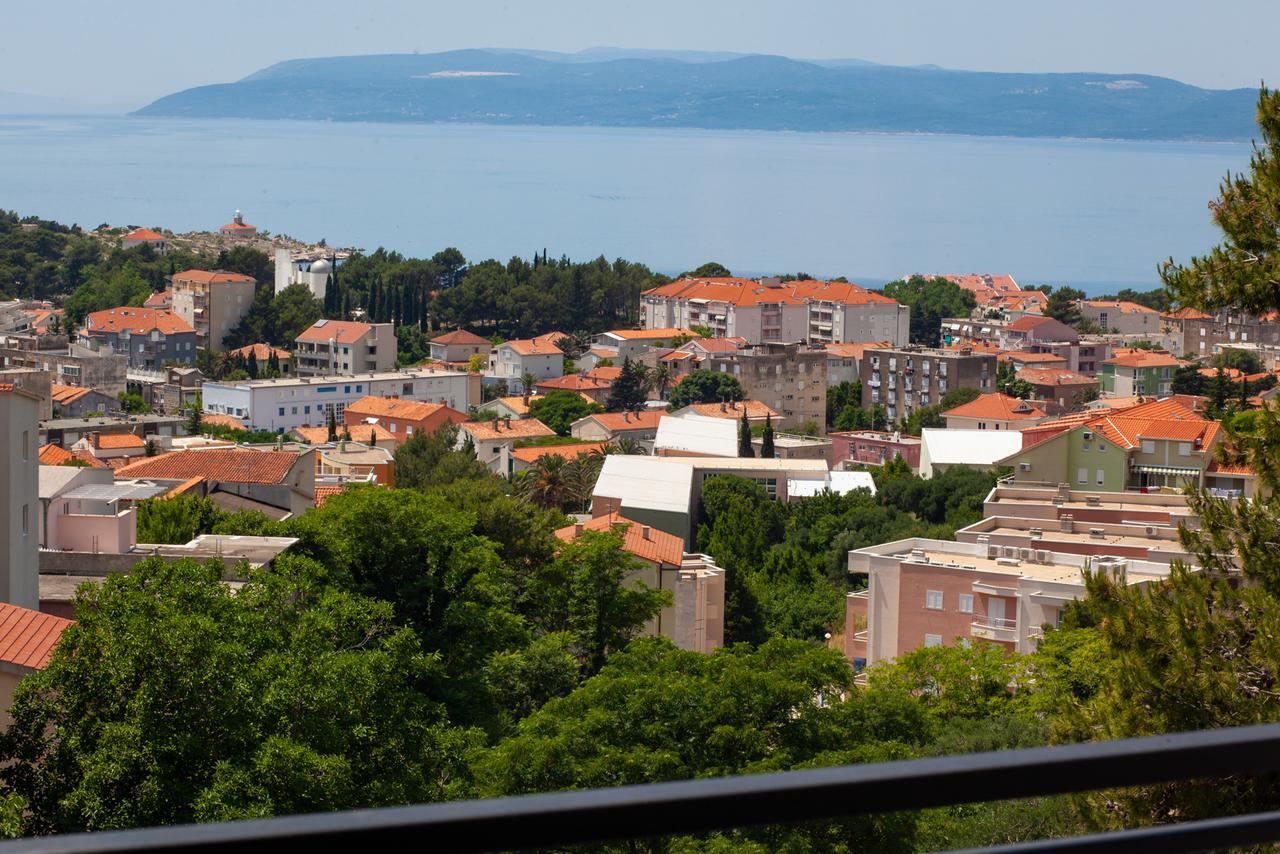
[828,430,922,472]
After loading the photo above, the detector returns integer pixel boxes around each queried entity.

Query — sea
[0,115,1254,294]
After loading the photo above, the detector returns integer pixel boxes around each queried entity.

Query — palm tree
[514,454,573,509]
[520,370,538,402]
[604,437,647,456]
[652,364,674,401]
[565,451,605,511]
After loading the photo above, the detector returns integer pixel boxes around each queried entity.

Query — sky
[6,0,1279,108]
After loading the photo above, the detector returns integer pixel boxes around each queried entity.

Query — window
[1097,469,1105,485]
[344,385,350,394]
[1077,468,1088,484]
[304,405,311,414]
[925,590,943,610]
[291,406,298,415]
[403,383,413,396]
[1179,442,1192,456]
[278,407,285,416]
[958,593,974,613]
[1141,440,1155,454]
[924,634,943,648]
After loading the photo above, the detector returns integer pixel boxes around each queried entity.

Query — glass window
[924,634,943,648]
[958,594,974,613]
[1097,469,1105,485]
[278,407,285,416]
[1077,468,1088,484]
[925,590,943,610]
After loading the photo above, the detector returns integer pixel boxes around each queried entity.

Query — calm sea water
[0,115,1252,293]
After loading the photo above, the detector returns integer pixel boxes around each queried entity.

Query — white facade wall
[203,370,475,432]
[492,347,562,387]
[0,390,39,609]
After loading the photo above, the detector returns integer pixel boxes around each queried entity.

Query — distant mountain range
[133,48,1259,141]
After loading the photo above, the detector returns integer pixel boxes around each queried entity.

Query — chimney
[89,432,101,449]
[503,415,511,429]
[641,525,652,540]
[491,416,499,431]
[573,523,583,536]
[623,411,630,422]
[720,401,726,412]
[1059,514,1074,533]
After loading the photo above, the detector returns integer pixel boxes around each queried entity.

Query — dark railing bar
[948,809,1280,854]
[3,723,1280,853]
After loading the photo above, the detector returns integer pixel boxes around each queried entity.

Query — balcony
[22,724,1280,853]
[970,616,1018,643]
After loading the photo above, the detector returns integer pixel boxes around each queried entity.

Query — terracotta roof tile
[94,433,146,450]
[200,413,246,430]
[85,307,194,336]
[115,449,302,484]
[1015,367,1098,387]
[50,384,93,406]
[0,603,73,670]
[345,396,454,422]
[295,320,379,345]
[228,343,291,361]
[944,392,1046,421]
[824,341,892,359]
[683,400,779,420]
[605,328,699,340]
[1103,352,1182,369]
[292,423,395,445]
[143,290,172,308]
[578,411,667,432]
[555,513,684,566]
[501,338,563,357]
[461,418,557,441]
[124,228,165,241]
[511,442,607,463]
[1001,351,1068,365]
[431,329,491,346]
[536,374,612,392]
[1083,300,1159,314]
[173,269,255,285]
[314,485,345,507]
[643,277,897,308]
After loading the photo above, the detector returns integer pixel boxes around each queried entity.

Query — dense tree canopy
[665,370,745,409]
[880,276,976,346]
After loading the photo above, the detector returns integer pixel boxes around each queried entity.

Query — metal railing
[3,724,1280,853]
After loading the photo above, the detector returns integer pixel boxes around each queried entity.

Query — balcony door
[988,597,1006,628]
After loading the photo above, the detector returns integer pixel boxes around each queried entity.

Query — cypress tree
[267,349,280,375]
[761,413,775,458]
[246,350,258,379]
[327,407,337,442]
[738,410,754,458]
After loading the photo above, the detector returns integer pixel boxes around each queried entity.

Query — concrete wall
[50,509,136,554]
[1,391,39,609]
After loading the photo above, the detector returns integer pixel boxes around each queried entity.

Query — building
[1079,301,1161,335]
[343,395,467,444]
[476,395,535,421]
[828,430,922,472]
[0,603,72,725]
[918,428,1023,478]
[121,228,168,253]
[218,210,257,238]
[954,514,1196,567]
[860,345,997,425]
[39,413,186,448]
[126,366,204,414]
[641,277,910,346]
[703,342,826,429]
[313,440,396,488]
[37,465,157,554]
[979,481,1197,526]
[922,274,1024,309]
[429,329,491,365]
[571,410,667,445]
[144,290,172,310]
[491,338,564,391]
[555,514,725,653]
[0,334,128,397]
[70,431,148,466]
[510,442,607,473]
[115,448,316,518]
[1099,351,1182,397]
[845,537,1173,667]
[654,414,740,458]
[669,399,780,426]
[272,249,339,301]
[1016,367,1100,410]
[293,422,396,451]
[999,351,1068,371]
[825,341,891,387]
[998,400,1221,492]
[201,368,480,432]
[0,368,53,419]
[534,373,613,404]
[228,343,293,375]
[170,269,257,352]
[594,328,700,361]
[293,319,396,377]
[997,315,1079,351]
[1166,308,1280,358]
[942,393,1047,431]
[0,385,40,609]
[457,417,557,475]
[81,307,196,369]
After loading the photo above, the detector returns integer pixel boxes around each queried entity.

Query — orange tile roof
[536,374,612,392]
[115,449,302,484]
[345,395,453,422]
[200,413,246,430]
[643,277,897,308]
[1006,315,1059,332]
[555,513,684,566]
[1015,367,1098,387]
[680,338,745,354]
[1086,411,1217,450]
[605,328,699,340]
[944,392,1046,421]
[431,329,491,346]
[1206,459,1254,476]
[1103,352,1182,369]
[1163,306,1212,320]
[143,289,172,308]
[173,269,255,284]
[683,400,780,420]
[23,307,62,332]
[824,341,892,359]
[1118,398,1203,421]
[485,396,532,416]
[314,485,345,507]
[293,423,396,445]
[661,351,696,362]
[85,307,194,336]
[124,228,165,241]
[580,410,667,432]
[511,442,607,463]
[295,319,379,345]
[1083,300,1159,314]
[38,443,108,468]
[50,384,93,406]
[0,603,72,670]
[586,366,623,382]
[501,338,563,357]
[461,418,557,442]
[94,433,146,450]
[228,343,291,361]
[1000,351,1067,365]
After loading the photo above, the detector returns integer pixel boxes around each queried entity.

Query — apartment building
[845,538,1171,667]
[859,345,996,424]
[170,269,256,352]
[1165,308,1280,358]
[828,430,922,472]
[1099,351,1181,397]
[81,307,196,369]
[491,337,564,391]
[640,277,910,346]
[703,342,827,429]
[428,329,491,365]
[942,392,1047,431]
[556,514,725,653]
[595,328,700,361]
[0,384,40,609]
[0,334,128,397]
[955,514,1196,567]
[342,395,467,444]
[1078,300,1161,335]
[1016,367,1100,410]
[825,341,891,386]
[997,315,1079,350]
[293,319,396,377]
[0,368,53,419]
[201,368,480,432]
[458,416,557,474]
[571,410,667,445]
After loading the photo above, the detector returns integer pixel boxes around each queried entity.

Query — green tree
[603,357,649,411]
[270,283,324,345]
[135,494,223,544]
[826,380,862,429]
[881,276,977,346]
[0,556,473,833]
[392,424,494,490]
[680,261,732,278]
[526,390,602,436]
[326,406,337,442]
[184,393,202,436]
[665,370,745,410]
[1044,286,1085,328]
[737,410,754,457]
[760,413,776,457]
[996,362,1035,399]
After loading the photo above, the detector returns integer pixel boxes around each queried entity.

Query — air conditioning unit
[1051,496,1065,506]
[1086,496,1101,506]
[1083,430,1093,440]
[987,545,1000,558]
[1089,528,1105,539]
[1003,546,1017,558]
[1020,462,1032,471]
[996,557,1022,567]
[1019,548,1031,560]
[1145,526,1157,536]
[1029,527,1043,538]
[1034,549,1050,563]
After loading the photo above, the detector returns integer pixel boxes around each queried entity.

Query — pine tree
[760,413,775,458]
[738,411,754,458]
[605,357,647,411]
[267,350,280,375]
[327,407,337,442]
[246,350,258,379]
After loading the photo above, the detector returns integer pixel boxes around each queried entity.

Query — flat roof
[982,525,1181,551]
[40,414,184,429]
[61,482,171,502]
[593,456,696,515]
[210,367,468,390]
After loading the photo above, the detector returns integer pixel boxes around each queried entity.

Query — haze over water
[0,115,1252,293]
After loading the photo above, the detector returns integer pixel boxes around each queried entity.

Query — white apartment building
[0,385,39,609]
[202,368,479,432]
[293,319,396,377]
[491,336,564,391]
[640,277,910,346]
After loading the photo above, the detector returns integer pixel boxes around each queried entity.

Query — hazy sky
[7,0,1278,108]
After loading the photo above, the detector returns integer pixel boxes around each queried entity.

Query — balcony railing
[6,724,1280,853]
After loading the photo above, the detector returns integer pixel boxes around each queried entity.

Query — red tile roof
[1015,367,1098,387]
[173,269,255,284]
[605,328,699,340]
[94,433,146,450]
[1163,306,1212,320]
[643,277,897,307]
[85,307,194,336]
[824,341,892,359]
[1206,459,1254,476]
[345,395,454,422]
[680,338,746,354]
[431,329,491,346]
[200,413,246,430]
[0,603,72,670]
[555,513,684,566]
[1083,300,1159,314]
[124,228,165,242]
[1000,351,1067,365]
[586,366,622,381]
[292,423,396,445]
[682,400,780,420]
[228,343,291,361]
[38,443,108,469]
[578,411,667,432]
[143,289,172,308]
[944,392,1046,421]
[1103,352,1182,369]
[510,442,607,464]
[114,449,302,484]
[50,384,93,406]
[536,374,612,392]
[295,319,379,345]
[461,418,557,442]
[314,485,345,507]
[501,338,563,357]
[1006,315,1058,332]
